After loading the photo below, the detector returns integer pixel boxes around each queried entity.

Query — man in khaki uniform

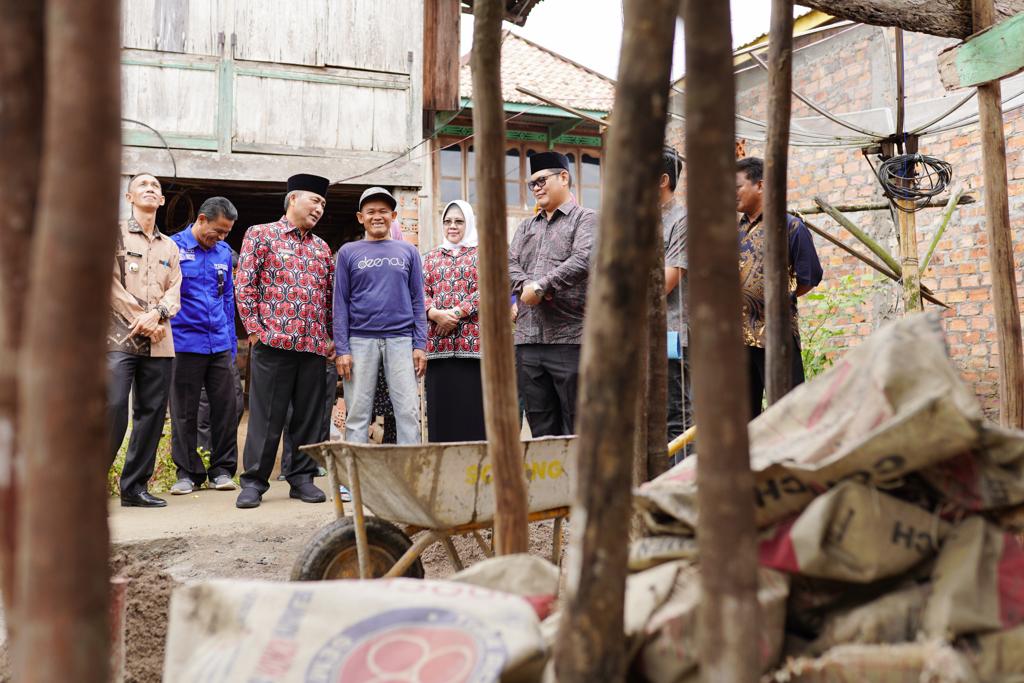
[108,173,181,507]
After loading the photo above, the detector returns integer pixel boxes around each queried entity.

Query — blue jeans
[343,337,421,444]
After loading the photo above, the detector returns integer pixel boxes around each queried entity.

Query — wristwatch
[454,307,464,318]
[156,304,170,321]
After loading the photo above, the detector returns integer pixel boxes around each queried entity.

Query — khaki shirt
[110,218,182,357]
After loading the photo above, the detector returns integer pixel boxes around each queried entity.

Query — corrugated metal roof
[459,30,615,113]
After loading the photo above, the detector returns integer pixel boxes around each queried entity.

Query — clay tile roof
[459,30,615,113]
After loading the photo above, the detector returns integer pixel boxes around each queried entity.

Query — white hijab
[441,200,478,254]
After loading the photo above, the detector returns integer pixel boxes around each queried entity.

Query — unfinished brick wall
[667,24,1024,416]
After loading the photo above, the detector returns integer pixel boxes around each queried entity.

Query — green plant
[107,418,210,496]
[799,274,883,380]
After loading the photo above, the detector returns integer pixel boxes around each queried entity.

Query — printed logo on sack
[357,257,408,270]
[306,607,507,683]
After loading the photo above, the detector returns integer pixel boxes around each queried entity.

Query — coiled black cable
[876,153,953,213]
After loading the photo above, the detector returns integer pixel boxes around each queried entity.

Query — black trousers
[425,357,486,442]
[668,351,694,465]
[240,343,322,492]
[197,361,243,452]
[107,352,173,497]
[170,351,238,485]
[747,337,805,419]
[515,344,580,437]
[282,359,338,470]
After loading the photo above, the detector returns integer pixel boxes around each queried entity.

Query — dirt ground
[96,481,566,683]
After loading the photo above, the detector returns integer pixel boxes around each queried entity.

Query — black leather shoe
[120,491,167,508]
[236,487,262,509]
[289,482,326,504]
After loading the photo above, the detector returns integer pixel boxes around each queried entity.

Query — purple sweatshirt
[333,239,427,354]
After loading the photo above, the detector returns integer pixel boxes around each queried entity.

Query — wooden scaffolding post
[469,0,530,554]
[681,0,761,680]
[552,0,677,679]
[0,0,44,631]
[15,0,121,680]
[896,199,924,312]
[764,0,796,404]
[973,0,1024,428]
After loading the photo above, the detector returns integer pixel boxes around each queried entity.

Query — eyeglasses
[527,173,560,191]
[442,219,466,227]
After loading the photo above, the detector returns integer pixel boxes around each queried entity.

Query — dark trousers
[197,361,243,452]
[170,351,238,485]
[668,351,694,465]
[240,343,322,492]
[515,344,580,437]
[107,352,173,496]
[747,337,805,419]
[282,359,338,470]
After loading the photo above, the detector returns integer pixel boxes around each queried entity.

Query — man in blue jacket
[169,196,240,493]
[334,187,427,445]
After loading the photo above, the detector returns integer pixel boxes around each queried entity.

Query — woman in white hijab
[422,200,485,442]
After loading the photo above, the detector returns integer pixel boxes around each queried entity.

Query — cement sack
[918,425,1024,516]
[624,561,789,682]
[635,313,983,534]
[768,642,978,683]
[924,517,1024,640]
[806,583,931,655]
[628,535,700,571]
[163,578,547,683]
[758,481,949,583]
[959,625,1024,682]
[450,555,560,620]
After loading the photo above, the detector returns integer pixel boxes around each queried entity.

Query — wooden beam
[973,0,1024,428]
[681,0,761,680]
[469,0,529,555]
[796,0,1024,39]
[0,0,44,642]
[15,0,119,679]
[515,86,610,129]
[552,0,678,679]
[424,0,461,111]
[764,0,796,404]
[938,12,1024,89]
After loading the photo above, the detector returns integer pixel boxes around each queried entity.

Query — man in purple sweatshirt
[334,187,427,444]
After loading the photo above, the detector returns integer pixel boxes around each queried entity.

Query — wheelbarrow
[291,437,575,581]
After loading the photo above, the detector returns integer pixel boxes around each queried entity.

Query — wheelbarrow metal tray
[304,436,575,529]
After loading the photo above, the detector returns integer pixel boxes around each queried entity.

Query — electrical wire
[122,117,178,178]
[876,153,953,213]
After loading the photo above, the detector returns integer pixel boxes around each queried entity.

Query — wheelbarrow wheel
[291,516,425,580]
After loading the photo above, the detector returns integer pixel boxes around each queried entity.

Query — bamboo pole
[15,0,120,679]
[0,0,43,633]
[552,0,677,679]
[972,0,1024,429]
[814,195,904,275]
[681,0,761,680]
[469,0,530,554]
[764,0,796,404]
[794,194,975,215]
[921,185,964,273]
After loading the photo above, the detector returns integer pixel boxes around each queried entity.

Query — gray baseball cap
[358,186,397,211]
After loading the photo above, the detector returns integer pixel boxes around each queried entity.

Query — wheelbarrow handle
[667,425,697,457]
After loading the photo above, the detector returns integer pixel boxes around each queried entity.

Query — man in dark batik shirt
[736,156,823,418]
[508,151,596,436]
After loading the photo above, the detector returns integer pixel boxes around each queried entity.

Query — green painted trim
[235,67,408,90]
[459,97,608,119]
[547,118,582,149]
[949,13,1024,87]
[218,57,234,153]
[123,130,218,151]
[438,125,602,147]
[121,58,218,72]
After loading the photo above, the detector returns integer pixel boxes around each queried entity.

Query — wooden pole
[764,0,795,404]
[973,0,1024,428]
[896,199,924,312]
[681,0,761,680]
[646,255,670,480]
[552,0,677,679]
[14,0,120,680]
[469,0,530,554]
[0,0,44,630]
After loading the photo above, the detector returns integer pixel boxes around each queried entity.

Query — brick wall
[667,24,1024,417]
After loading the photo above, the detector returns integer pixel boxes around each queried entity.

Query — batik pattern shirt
[738,213,823,348]
[423,245,481,359]
[508,201,596,345]
[235,216,334,356]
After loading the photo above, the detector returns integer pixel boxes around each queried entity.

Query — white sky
[459,0,791,80]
